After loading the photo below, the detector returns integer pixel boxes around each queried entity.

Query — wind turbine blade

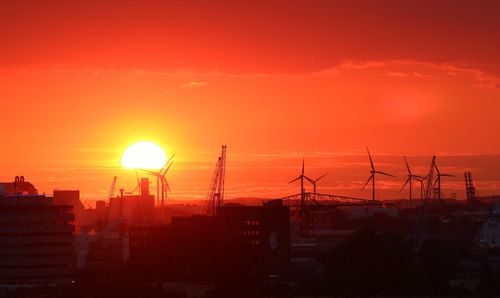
[399,178,410,192]
[375,171,396,177]
[142,169,158,175]
[440,174,455,177]
[361,175,373,191]
[162,176,171,193]
[302,158,305,176]
[403,155,411,174]
[413,175,425,179]
[433,159,441,175]
[366,147,375,170]
[433,178,439,186]
[159,154,176,174]
[167,153,176,163]
[135,170,140,187]
[289,177,301,184]
[162,161,174,175]
[315,173,327,182]
[304,176,315,184]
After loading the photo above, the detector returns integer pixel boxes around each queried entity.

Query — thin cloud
[2,59,499,88]
[181,81,207,88]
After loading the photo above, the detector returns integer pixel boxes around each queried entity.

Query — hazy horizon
[1,0,499,203]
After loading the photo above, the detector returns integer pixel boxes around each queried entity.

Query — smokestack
[140,178,149,196]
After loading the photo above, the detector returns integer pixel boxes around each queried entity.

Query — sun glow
[121,141,167,169]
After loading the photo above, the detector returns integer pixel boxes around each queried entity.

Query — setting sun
[121,141,167,169]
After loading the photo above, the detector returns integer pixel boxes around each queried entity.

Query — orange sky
[1,0,500,203]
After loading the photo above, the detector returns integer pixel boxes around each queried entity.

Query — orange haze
[1,1,500,203]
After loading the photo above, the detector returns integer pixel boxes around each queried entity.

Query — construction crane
[465,171,476,205]
[108,176,117,199]
[205,145,227,216]
[124,171,141,195]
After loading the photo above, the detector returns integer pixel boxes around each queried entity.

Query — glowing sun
[121,141,167,169]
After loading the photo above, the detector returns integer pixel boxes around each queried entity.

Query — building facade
[0,195,75,286]
[129,202,290,281]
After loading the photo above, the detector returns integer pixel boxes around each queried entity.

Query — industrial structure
[205,145,227,216]
[280,158,385,237]
[106,178,155,225]
[108,176,117,200]
[465,171,477,205]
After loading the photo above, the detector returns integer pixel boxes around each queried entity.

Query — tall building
[130,216,217,280]
[216,202,290,277]
[129,201,290,281]
[0,194,75,286]
[53,190,83,233]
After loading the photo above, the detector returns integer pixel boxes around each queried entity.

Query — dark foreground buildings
[0,194,75,287]
[129,202,290,284]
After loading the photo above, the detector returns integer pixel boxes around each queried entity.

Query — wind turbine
[432,157,454,200]
[413,176,425,200]
[290,158,319,237]
[399,155,424,201]
[143,154,175,207]
[362,147,395,201]
[306,174,327,194]
[303,173,327,201]
[289,159,312,195]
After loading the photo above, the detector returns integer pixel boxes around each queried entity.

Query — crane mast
[465,171,476,205]
[205,145,227,216]
[108,176,117,199]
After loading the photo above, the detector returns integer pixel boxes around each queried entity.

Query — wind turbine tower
[307,174,327,195]
[400,156,423,201]
[144,154,175,207]
[413,176,425,200]
[432,157,455,200]
[289,158,316,205]
[414,156,436,250]
[362,147,395,201]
